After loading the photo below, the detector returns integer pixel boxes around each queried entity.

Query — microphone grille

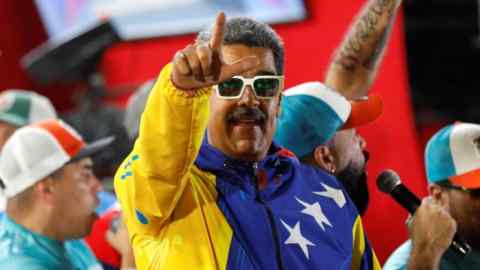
[377,169,402,194]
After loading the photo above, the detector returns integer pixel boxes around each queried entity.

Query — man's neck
[6,204,63,241]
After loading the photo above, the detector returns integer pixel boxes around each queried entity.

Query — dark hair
[197,17,284,74]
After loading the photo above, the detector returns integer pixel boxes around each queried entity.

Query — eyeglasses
[438,181,480,198]
[214,75,284,100]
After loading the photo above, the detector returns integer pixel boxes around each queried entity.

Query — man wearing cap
[274,83,382,215]
[274,0,402,216]
[383,122,480,269]
[0,119,113,269]
[0,89,57,149]
[0,90,58,212]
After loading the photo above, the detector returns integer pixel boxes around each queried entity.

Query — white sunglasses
[214,75,284,100]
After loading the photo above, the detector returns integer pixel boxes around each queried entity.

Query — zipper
[251,163,285,270]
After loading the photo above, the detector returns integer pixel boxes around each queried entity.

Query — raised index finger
[209,12,226,50]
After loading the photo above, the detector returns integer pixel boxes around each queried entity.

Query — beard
[336,162,370,216]
[450,207,480,250]
[461,227,480,251]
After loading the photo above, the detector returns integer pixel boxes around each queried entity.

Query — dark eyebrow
[81,160,94,170]
[256,70,277,76]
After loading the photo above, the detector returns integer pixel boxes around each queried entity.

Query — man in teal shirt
[0,217,102,269]
[384,123,480,269]
[0,119,113,269]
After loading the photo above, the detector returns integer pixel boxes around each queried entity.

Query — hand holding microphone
[409,197,457,264]
[377,169,471,257]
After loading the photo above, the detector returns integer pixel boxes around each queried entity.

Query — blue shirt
[0,214,102,270]
[384,240,480,270]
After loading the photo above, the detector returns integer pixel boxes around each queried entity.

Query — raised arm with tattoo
[325,0,402,99]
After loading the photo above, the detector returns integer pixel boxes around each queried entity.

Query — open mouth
[232,119,263,127]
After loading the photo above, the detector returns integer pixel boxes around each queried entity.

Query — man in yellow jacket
[115,13,380,269]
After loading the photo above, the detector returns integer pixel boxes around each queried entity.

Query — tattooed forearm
[362,23,390,69]
[334,0,399,71]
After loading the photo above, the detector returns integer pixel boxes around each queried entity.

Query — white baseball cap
[0,120,113,197]
[0,90,57,126]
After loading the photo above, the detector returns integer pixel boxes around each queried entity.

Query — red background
[0,0,428,263]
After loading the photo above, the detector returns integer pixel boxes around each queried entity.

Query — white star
[296,197,332,231]
[313,183,346,208]
[280,219,315,259]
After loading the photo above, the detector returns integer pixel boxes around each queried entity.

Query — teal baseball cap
[0,90,57,127]
[425,122,480,189]
[274,81,383,158]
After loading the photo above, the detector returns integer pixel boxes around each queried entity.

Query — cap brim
[70,136,115,163]
[0,113,27,127]
[342,94,383,130]
[450,169,480,189]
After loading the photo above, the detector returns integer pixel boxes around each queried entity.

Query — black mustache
[227,106,267,124]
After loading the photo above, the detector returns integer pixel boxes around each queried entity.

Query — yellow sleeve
[114,63,211,235]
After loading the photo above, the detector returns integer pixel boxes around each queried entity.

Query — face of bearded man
[335,160,370,216]
[328,129,370,216]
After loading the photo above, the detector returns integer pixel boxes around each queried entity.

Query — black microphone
[377,169,471,257]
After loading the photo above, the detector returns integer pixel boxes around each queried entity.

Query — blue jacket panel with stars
[196,136,380,270]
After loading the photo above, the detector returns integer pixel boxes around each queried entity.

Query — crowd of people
[0,0,479,269]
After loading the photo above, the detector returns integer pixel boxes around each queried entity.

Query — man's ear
[313,145,337,174]
[276,93,282,118]
[429,184,450,212]
[33,178,57,203]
